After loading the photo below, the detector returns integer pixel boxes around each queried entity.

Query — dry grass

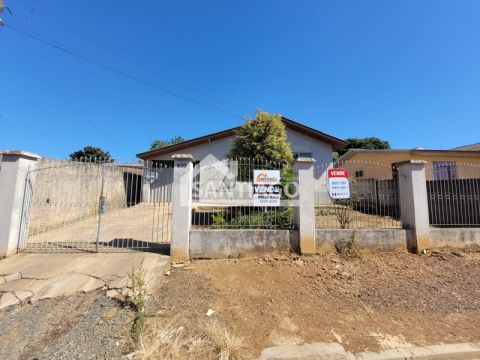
[133,318,245,360]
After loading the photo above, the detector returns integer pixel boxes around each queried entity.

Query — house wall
[144,128,334,166]
[145,136,233,162]
[143,128,334,203]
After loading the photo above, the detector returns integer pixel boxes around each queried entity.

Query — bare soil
[151,251,480,357]
[315,207,401,229]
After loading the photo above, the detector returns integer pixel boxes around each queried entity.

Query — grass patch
[129,263,147,348]
[133,318,245,360]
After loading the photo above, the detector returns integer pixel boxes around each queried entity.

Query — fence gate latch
[99,196,106,214]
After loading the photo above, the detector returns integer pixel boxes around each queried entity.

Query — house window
[294,152,313,159]
[151,160,174,168]
[433,162,457,180]
[355,170,364,178]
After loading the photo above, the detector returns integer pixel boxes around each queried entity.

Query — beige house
[338,148,480,180]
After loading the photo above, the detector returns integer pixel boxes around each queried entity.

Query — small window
[355,170,364,178]
[294,152,313,159]
[433,162,457,180]
[151,160,174,168]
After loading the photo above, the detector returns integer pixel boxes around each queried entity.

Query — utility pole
[0,0,12,27]
[0,0,4,27]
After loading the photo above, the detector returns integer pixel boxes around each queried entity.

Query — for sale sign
[328,168,350,199]
[253,170,281,206]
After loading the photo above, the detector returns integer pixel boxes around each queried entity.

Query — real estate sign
[328,168,350,199]
[253,170,281,206]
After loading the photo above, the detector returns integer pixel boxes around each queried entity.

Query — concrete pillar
[0,151,41,257]
[293,157,316,254]
[170,154,194,262]
[397,160,431,252]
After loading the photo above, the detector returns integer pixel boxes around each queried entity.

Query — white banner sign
[328,168,350,199]
[253,170,281,206]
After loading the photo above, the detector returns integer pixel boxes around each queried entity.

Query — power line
[5,23,243,120]
[27,1,214,101]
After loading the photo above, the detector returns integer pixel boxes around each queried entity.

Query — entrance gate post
[0,151,42,257]
[170,154,194,262]
[293,157,316,254]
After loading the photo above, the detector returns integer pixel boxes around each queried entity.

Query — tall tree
[69,146,111,162]
[150,136,185,150]
[228,110,293,163]
[337,137,391,156]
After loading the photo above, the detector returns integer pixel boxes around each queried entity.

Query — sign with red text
[253,170,281,206]
[328,168,350,199]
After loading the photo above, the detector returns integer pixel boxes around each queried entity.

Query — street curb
[258,342,480,360]
[356,343,480,360]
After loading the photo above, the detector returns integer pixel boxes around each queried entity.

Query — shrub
[129,263,147,348]
[229,207,294,229]
[211,213,227,229]
[335,232,361,258]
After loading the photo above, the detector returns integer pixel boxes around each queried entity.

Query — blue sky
[1,0,479,160]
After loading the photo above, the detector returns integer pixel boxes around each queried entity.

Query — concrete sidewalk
[258,342,480,360]
[0,252,170,309]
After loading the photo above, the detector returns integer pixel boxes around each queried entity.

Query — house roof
[452,143,480,151]
[136,117,348,159]
[339,148,480,162]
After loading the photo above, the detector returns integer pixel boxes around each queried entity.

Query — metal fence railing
[19,158,173,252]
[425,162,480,227]
[191,157,295,229]
[315,160,401,229]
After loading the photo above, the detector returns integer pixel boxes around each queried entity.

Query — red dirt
[151,251,480,357]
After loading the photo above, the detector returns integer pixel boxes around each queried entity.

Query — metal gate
[18,159,173,252]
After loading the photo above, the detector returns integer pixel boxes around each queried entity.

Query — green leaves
[228,109,294,164]
[338,137,391,156]
[150,136,185,150]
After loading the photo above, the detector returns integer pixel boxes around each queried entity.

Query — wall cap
[396,159,428,166]
[294,157,316,163]
[0,150,42,160]
[171,153,195,161]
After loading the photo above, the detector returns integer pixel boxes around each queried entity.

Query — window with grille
[433,161,457,180]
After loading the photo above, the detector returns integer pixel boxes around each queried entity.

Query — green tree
[337,137,391,157]
[150,136,185,150]
[228,110,293,163]
[69,146,111,162]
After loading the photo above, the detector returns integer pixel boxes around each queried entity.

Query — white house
[136,117,346,203]
[137,117,345,164]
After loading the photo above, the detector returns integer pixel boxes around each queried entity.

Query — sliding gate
[18,160,173,252]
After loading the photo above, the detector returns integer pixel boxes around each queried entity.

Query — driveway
[0,252,170,309]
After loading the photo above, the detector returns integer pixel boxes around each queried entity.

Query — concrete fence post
[293,157,316,254]
[397,160,431,252]
[170,154,194,262]
[0,151,42,257]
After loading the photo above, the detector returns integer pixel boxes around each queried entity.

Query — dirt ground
[315,208,401,229]
[151,250,480,357]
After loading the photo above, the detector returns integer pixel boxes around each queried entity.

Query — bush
[211,207,294,230]
[335,232,361,258]
[211,213,227,229]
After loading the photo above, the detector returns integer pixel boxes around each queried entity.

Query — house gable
[137,117,347,160]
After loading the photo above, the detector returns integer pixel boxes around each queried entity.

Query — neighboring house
[338,148,480,180]
[136,117,347,203]
[452,143,480,151]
